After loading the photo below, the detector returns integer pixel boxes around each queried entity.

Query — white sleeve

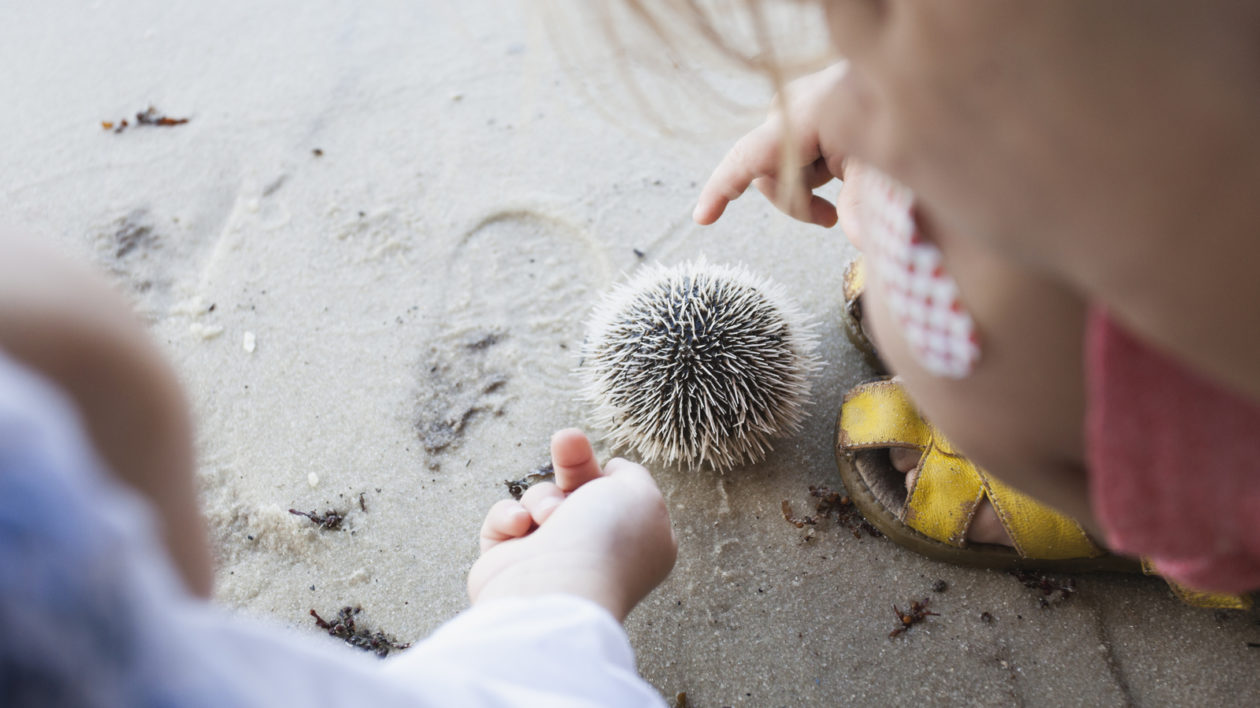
[165,593,666,708]
[380,595,667,708]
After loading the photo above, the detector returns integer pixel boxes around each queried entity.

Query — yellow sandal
[841,257,883,373]
[835,377,1251,609]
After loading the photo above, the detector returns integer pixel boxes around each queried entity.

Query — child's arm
[0,235,212,596]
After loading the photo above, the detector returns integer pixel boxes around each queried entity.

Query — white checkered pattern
[856,169,980,379]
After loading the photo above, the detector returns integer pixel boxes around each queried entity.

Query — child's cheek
[821,0,885,58]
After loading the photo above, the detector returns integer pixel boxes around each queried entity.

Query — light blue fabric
[0,353,235,707]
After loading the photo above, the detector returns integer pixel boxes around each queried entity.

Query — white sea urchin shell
[579,259,821,470]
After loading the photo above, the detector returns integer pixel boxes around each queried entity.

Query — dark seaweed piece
[809,485,882,538]
[783,485,882,538]
[1009,570,1076,607]
[505,463,555,501]
[889,597,939,638]
[134,106,189,126]
[310,606,411,658]
[288,508,345,531]
[102,107,188,133]
[780,500,816,528]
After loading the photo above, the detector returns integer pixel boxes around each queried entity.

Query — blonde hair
[532,0,832,135]
[532,1,834,223]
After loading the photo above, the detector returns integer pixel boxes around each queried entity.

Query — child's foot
[467,429,677,623]
[890,447,1013,547]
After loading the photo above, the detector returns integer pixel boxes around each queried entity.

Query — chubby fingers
[479,499,533,551]
[480,480,569,551]
[601,456,654,487]
[519,481,565,525]
[480,429,605,552]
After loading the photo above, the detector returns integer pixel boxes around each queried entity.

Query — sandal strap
[978,472,1103,560]
[843,379,1104,559]
[904,439,1104,559]
[903,442,985,547]
[838,379,930,450]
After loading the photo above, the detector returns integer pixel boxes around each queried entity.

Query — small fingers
[479,499,533,552]
[550,428,603,493]
[693,122,785,225]
[519,481,565,526]
[753,176,839,228]
[602,457,660,493]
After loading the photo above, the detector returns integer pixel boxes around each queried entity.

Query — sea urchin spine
[579,259,820,470]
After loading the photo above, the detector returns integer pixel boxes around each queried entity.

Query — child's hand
[467,429,677,623]
[693,62,852,228]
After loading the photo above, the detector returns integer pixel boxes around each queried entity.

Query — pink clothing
[1086,308,1260,593]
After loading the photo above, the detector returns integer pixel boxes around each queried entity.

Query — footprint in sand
[91,208,190,319]
[445,210,608,355]
[413,209,610,459]
[90,184,241,324]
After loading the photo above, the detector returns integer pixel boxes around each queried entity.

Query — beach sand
[3,1,1259,704]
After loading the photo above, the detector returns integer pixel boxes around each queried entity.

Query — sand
[3,1,1259,705]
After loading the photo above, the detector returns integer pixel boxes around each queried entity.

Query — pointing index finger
[693,122,784,225]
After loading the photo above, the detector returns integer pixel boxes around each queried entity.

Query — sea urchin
[580,259,820,470]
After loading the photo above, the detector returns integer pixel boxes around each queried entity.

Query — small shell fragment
[243,331,257,353]
[189,323,224,340]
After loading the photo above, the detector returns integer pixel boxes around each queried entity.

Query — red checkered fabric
[855,169,980,379]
